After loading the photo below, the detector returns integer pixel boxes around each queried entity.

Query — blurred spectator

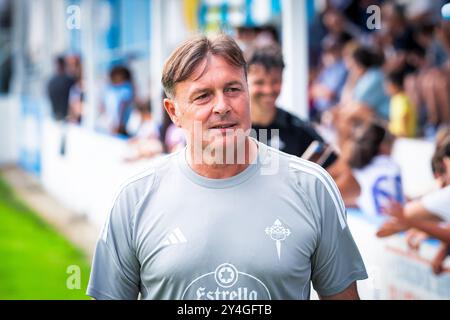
[432,150,448,189]
[97,65,134,136]
[415,23,448,68]
[436,125,450,146]
[405,22,450,136]
[402,0,447,25]
[160,92,186,154]
[124,99,163,162]
[67,77,84,124]
[310,35,348,121]
[0,0,12,93]
[65,54,82,82]
[245,43,337,168]
[126,99,159,138]
[385,70,417,137]
[379,2,420,74]
[47,55,75,121]
[346,121,404,217]
[321,3,376,47]
[234,26,258,52]
[328,45,388,149]
[321,8,353,47]
[347,46,389,119]
[164,124,186,154]
[235,25,279,52]
[377,137,450,274]
[67,56,84,124]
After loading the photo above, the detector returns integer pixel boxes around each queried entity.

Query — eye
[194,93,210,102]
[224,87,241,94]
[253,80,265,86]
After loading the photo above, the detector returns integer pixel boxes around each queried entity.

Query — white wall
[40,120,152,228]
[0,96,19,165]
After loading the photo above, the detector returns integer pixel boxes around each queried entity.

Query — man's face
[247,64,282,113]
[164,55,251,154]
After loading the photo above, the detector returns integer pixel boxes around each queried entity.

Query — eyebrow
[188,81,244,101]
[224,81,244,87]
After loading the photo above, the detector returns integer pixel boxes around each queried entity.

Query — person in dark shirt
[245,44,337,168]
[47,56,75,121]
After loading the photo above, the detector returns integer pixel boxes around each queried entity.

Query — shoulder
[287,155,347,227]
[288,155,340,194]
[276,108,323,141]
[421,185,450,221]
[423,185,450,204]
[114,151,179,204]
[264,144,340,199]
[357,69,383,90]
[101,152,179,241]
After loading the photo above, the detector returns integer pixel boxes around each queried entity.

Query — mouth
[258,95,277,104]
[208,123,238,130]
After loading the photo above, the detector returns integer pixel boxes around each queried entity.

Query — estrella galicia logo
[181,263,271,300]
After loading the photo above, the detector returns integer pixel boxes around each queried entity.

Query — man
[47,56,76,121]
[87,34,367,300]
[245,44,337,168]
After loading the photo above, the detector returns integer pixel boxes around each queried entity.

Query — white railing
[40,119,153,228]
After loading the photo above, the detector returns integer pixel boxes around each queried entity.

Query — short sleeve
[310,170,368,297]
[392,96,408,117]
[353,69,389,119]
[421,186,450,222]
[87,186,141,300]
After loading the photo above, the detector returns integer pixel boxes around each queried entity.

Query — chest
[133,185,318,299]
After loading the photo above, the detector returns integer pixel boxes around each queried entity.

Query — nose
[212,94,231,116]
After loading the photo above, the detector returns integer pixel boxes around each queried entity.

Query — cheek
[249,86,261,98]
[193,106,212,123]
[272,83,282,94]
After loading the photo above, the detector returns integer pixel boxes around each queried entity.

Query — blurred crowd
[307,0,450,276]
[46,0,450,275]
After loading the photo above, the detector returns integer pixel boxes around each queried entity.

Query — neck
[251,104,276,126]
[186,137,258,179]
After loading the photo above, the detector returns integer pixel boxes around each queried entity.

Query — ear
[163,98,182,127]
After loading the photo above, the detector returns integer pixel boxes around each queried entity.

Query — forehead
[175,55,246,96]
[193,55,244,81]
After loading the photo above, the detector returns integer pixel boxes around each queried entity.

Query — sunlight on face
[173,55,251,153]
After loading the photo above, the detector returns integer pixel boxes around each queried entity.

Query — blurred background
[0,0,450,299]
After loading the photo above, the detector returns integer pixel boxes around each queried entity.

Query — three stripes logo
[162,227,187,246]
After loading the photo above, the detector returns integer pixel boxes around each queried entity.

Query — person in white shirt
[379,138,450,274]
[346,121,404,217]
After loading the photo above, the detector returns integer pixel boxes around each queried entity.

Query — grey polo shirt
[87,141,367,300]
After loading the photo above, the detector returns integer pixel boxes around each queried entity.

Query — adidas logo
[162,227,187,246]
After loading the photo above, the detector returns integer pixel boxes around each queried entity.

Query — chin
[204,133,248,160]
